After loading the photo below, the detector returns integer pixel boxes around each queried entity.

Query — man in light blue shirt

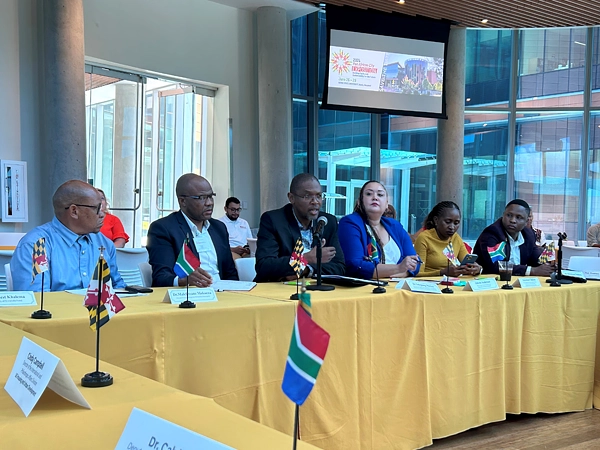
[12,180,125,292]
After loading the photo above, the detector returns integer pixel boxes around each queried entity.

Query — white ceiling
[209,0,317,20]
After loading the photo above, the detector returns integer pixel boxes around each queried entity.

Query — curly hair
[424,201,460,230]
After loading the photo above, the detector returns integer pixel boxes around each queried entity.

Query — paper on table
[212,280,256,291]
[66,288,148,298]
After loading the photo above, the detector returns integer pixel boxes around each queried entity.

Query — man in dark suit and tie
[254,173,345,282]
[146,173,238,287]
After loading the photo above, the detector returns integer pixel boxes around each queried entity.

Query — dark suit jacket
[146,211,238,287]
[473,218,543,275]
[254,203,345,282]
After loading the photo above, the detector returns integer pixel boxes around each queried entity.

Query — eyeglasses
[292,193,324,202]
[227,207,242,213]
[66,203,102,215]
[180,192,217,203]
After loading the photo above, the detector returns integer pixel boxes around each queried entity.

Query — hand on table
[182,267,213,287]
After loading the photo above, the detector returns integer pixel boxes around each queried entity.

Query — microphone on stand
[371,257,386,294]
[548,232,572,285]
[306,216,335,292]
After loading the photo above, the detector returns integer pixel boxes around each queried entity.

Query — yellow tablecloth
[0,280,599,449]
[0,322,317,449]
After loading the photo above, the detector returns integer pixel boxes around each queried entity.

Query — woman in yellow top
[415,201,482,277]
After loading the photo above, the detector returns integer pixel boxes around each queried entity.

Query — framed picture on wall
[1,160,28,222]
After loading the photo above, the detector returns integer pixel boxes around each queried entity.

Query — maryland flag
[31,237,49,282]
[83,256,125,331]
[367,233,380,264]
[281,291,330,405]
[174,241,200,278]
[443,241,460,266]
[289,237,308,278]
[487,241,506,263]
[538,241,556,264]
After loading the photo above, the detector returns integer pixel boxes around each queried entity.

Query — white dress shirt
[218,215,253,247]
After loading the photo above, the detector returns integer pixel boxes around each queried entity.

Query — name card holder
[163,287,218,305]
[0,292,37,307]
[115,408,233,450]
[4,337,91,417]
[400,279,442,294]
[463,277,499,292]
[512,277,543,288]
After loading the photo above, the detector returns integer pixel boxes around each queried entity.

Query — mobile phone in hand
[461,254,478,265]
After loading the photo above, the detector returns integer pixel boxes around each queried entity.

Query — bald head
[176,173,209,197]
[53,180,100,215]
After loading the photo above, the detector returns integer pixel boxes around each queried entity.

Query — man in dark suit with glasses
[254,173,345,282]
[12,180,125,291]
[146,173,238,287]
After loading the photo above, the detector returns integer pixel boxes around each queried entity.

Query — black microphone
[313,216,328,237]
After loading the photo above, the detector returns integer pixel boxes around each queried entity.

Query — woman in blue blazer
[338,181,420,279]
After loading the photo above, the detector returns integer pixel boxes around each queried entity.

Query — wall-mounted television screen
[322,6,451,119]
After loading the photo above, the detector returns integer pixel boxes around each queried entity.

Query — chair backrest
[5,263,13,291]
[0,232,25,250]
[116,248,148,286]
[578,240,588,247]
[247,238,257,257]
[569,256,600,272]
[0,253,13,291]
[235,257,256,282]
[561,245,600,269]
[139,261,152,287]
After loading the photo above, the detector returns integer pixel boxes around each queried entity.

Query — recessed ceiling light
[481,19,488,24]
[483,123,488,127]
[466,98,471,102]
[397,0,405,4]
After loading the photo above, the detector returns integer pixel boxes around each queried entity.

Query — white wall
[83,0,260,226]
[0,0,43,231]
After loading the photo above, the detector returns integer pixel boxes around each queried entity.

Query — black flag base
[501,283,513,290]
[372,286,386,294]
[179,300,196,309]
[81,370,113,388]
[306,284,335,291]
[31,309,52,319]
[441,285,454,294]
[290,293,300,300]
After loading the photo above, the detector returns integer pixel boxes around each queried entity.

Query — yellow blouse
[414,228,469,277]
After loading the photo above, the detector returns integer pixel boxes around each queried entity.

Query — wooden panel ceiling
[299,0,600,29]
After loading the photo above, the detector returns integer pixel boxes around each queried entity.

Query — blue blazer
[146,211,238,287]
[338,212,419,279]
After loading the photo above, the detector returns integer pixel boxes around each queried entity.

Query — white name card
[512,277,542,288]
[116,408,233,450]
[401,279,442,294]
[4,337,91,417]
[463,277,499,292]
[0,292,37,307]
[163,287,218,304]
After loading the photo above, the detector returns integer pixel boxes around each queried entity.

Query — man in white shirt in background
[219,196,253,260]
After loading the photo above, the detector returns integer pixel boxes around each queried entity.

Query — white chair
[139,261,152,287]
[235,257,256,281]
[247,238,257,257]
[569,256,600,272]
[578,240,588,247]
[116,248,148,286]
[0,251,13,291]
[5,263,12,291]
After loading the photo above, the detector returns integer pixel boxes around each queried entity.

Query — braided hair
[354,181,388,263]
[424,201,461,230]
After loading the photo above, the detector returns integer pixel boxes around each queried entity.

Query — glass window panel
[291,15,308,96]
[591,27,600,106]
[587,113,600,231]
[318,109,371,218]
[465,29,512,107]
[293,99,308,175]
[380,115,437,235]
[463,113,509,240]
[317,11,327,99]
[514,112,582,240]
[518,28,586,107]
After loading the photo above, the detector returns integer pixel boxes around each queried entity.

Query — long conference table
[0,321,317,449]
[0,278,599,449]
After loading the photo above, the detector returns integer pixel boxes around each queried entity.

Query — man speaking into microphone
[254,173,345,282]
